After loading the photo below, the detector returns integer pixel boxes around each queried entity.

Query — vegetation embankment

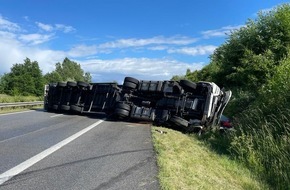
[152,127,268,190]
[171,4,290,189]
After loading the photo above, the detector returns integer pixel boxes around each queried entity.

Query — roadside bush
[229,56,290,189]
[230,108,290,189]
[190,4,290,189]
[257,55,290,114]
[224,89,256,116]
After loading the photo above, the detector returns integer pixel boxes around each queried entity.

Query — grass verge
[228,108,290,189]
[152,126,268,190]
[0,94,42,103]
[0,105,43,114]
[0,94,43,114]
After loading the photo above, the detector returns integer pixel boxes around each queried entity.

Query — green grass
[0,105,43,114]
[0,94,42,103]
[228,108,290,189]
[0,94,43,114]
[152,127,268,190]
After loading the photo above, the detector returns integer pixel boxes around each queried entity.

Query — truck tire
[77,81,89,88]
[170,116,189,128]
[52,104,59,110]
[115,108,130,118]
[67,81,77,87]
[179,80,196,92]
[116,102,131,111]
[70,105,82,112]
[124,77,139,85]
[57,82,67,87]
[61,105,70,111]
[123,81,138,89]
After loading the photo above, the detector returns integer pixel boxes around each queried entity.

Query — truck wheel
[77,81,89,88]
[124,77,139,85]
[67,81,77,87]
[179,80,196,92]
[61,105,70,111]
[170,116,189,128]
[123,81,137,89]
[116,102,131,111]
[52,104,59,110]
[115,108,130,118]
[70,105,82,112]
[57,82,67,87]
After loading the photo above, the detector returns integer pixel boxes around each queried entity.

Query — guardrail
[0,101,43,109]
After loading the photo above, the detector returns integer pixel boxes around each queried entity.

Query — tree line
[0,57,91,96]
[172,4,290,189]
[172,3,290,117]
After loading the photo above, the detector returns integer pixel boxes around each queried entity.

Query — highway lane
[0,110,103,173]
[0,110,159,189]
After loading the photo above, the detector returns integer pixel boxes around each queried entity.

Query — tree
[175,4,290,115]
[2,58,45,96]
[171,75,185,81]
[44,71,62,84]
[44,58,92,83]
[182,4,290,90]
[0,75,4,94]
[210,4,290,90]
[84,72,92,83]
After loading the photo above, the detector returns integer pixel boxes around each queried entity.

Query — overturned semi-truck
[44,77,232,133]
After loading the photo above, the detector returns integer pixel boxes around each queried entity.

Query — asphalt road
[0,110,159,190]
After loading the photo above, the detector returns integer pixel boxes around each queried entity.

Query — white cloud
[0,29,205,82]
[147,46,168,51]
[19,33,55,45]
[1,25,204,80]
[0,21,65,74]
[0,16,68,74]
[68,45,98,57]
[168,45,217,56]
[67,36,203,57]
[99,36,198,49]
[202,25,244,38]
[55,24,75,33]
[23,16,30,21]
[36,22,53,31]
[0,14,210,83]
[80,57,204,82]
[0,30,18,40]
[36,22,75,33]
[0,32,66,74]
[0,17,75,47]
[68,44,113,57]
[0,15,21,32]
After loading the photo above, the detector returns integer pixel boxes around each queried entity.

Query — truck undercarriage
[44,77,232,133]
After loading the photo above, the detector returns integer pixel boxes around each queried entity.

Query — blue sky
[0,0,288,83]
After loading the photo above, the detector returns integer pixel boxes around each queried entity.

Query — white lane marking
[0,110,34,117]
[50,114,64,118]
[0,119,105,185]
